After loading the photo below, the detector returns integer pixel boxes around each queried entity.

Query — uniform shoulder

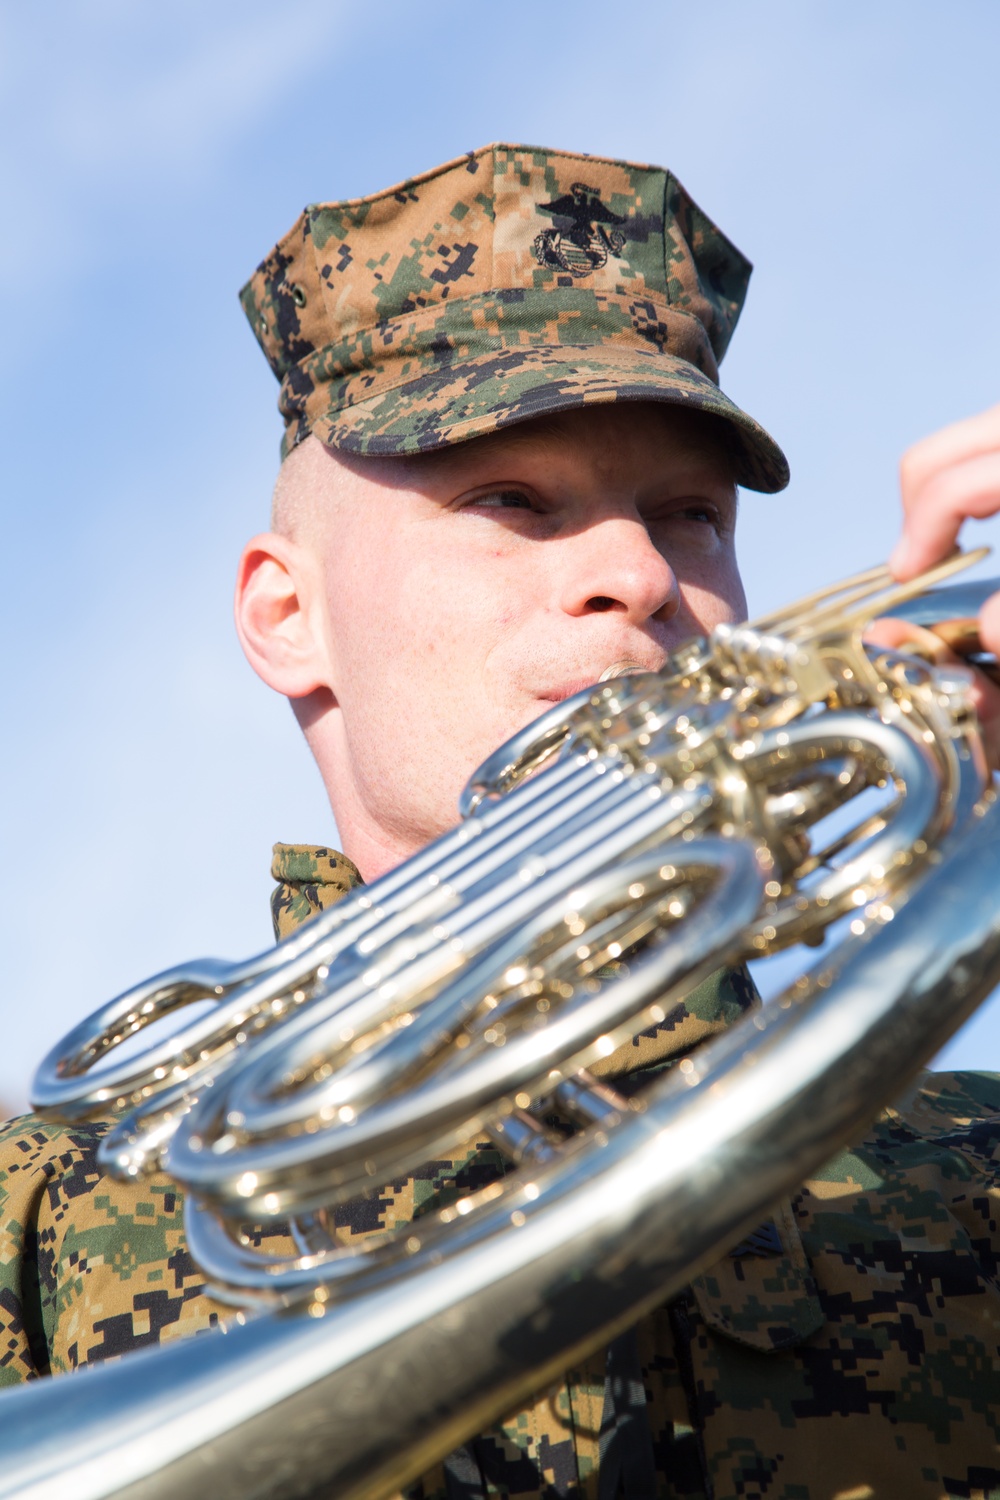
[0,1112,108,1176]
[0,1112,227,1383]
[799,1069,1000,1202]
[0,1113,111,1221]
[888,1067,1000,1140]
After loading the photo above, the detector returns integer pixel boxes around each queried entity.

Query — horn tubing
[3,793,1000,1500]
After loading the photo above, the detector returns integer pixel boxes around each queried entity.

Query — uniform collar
[269,845,818,1352]
[270,842,759,1079]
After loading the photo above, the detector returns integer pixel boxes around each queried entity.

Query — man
[2,143,1000,1499]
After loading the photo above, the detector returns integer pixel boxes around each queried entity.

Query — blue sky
[2,2,999,1110]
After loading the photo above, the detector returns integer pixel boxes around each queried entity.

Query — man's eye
[668,501,723,530]
[472,489,536,511]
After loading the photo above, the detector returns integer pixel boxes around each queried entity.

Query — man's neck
[337,817,429,884]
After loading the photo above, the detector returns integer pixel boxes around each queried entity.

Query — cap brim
[314,343,788,494]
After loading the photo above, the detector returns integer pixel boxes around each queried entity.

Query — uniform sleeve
[0,1114,227,1381]
[0,1115,93,1381]
[890,1067,1000,1279]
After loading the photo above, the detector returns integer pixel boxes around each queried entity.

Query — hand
[873,403,1000,764]
[891,401,1000,594]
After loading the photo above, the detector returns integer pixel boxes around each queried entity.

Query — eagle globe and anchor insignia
[532,181,629,277]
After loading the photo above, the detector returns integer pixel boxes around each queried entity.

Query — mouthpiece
[599,660,646,681]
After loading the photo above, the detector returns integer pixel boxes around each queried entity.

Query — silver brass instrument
[5,555,1000,1500]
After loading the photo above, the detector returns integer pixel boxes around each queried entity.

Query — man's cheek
[407,580,507,663]
[675,591,723,636]
[680,566,746,631]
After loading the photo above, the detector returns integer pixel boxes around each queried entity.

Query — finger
[899,402,1000,513]
[865,614,1000,771]
[862,618,950,658]
[973,594,1000,772]
[963,651,1000,773]
[889,450,1000,579]
[979,589,1000,660]
[970,675,1000,774]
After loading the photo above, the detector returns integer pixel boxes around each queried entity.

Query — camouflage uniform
[2,848,1000,1500]
[3,144,997,1496]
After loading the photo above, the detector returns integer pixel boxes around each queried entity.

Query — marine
[3,142,1000,1499]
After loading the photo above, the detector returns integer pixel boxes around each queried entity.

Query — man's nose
[558,515,680,624]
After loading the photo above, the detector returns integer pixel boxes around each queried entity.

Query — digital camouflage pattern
[238,143,789,494]
[270,841,364,940]
[2,850,1000,1499]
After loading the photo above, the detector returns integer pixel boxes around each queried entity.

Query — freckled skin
[237,403,746,881]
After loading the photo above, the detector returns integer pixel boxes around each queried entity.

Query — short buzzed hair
[270,436,337,543]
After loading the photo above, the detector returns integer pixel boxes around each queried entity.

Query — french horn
[5,554,1000,1500]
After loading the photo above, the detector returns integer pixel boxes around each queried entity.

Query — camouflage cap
[240,143,789,493]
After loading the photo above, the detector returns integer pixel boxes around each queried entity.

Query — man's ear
[234,532,331,699]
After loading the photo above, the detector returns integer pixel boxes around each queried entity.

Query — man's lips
[536,682,601,704]
[536,660,655,703]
